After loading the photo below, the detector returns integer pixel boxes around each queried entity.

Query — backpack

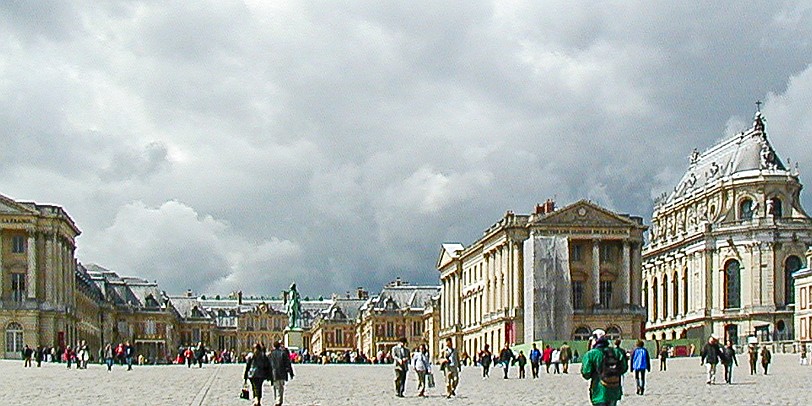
[599,348,623,388]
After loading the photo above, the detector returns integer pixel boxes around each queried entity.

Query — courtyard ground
[1,354,808,405]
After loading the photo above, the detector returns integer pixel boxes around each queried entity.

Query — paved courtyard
[1,354,809,405]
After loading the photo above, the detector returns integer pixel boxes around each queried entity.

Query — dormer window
[739,199,754,221]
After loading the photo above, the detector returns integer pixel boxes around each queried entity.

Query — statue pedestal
[284,328,304,351]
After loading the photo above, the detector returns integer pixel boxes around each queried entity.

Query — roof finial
[755,100,763,112]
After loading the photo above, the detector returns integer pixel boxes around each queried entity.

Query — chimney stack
[186,289,193,298]
[237,290,243,305]
[535,198,556,215]
[356,287,369,300]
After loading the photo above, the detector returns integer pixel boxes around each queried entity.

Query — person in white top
[411,344,431,397]
[551,349,561,374]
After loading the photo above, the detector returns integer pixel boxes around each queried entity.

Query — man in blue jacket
[630,340,651,395]
[529,343,542,379]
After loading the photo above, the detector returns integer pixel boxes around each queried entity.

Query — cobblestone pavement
[2,354,809,405]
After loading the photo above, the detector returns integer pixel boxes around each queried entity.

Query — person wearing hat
[700,335,724,384]
[581,329,628,406]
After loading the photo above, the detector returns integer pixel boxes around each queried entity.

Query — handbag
[240,382,250,400]
[426,372,435,388]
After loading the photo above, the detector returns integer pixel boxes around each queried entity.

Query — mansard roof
[656,112,794,208]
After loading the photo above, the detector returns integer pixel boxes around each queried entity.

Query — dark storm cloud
[2,1,811,296]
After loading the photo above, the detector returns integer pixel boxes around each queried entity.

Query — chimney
[186,289,193,298]
[237,290,243,305]
[357,287,369,300]
[535,199,556,215]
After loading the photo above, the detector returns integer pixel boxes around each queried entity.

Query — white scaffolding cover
[523,235,573,343]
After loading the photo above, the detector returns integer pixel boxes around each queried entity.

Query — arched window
[605,325,621,340]
[740,199,754,221]
[5,322,24,356]
[643,281,649,321]
[672,271,679,317]
[785,255,803,304]
[682,269,689,315]
[770,198,783,218]
[662,274,669,318]
[573,326,592,341]
[652,277,659,321]
[724,260,741,309]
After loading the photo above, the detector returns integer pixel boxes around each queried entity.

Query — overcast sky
[2,1,812,297]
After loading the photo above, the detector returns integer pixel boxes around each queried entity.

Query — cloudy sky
[2,1,812,297]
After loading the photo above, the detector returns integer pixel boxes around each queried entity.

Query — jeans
[445,365,459,396]
[415,370,427,395]
[518,366,525,379]
[762,362,769,375]
[249,377,264,400]
[126,356,133,370]
[482,364,490,377]
[503,363,510,379]
[531,361,540,378]
[106,358,114,371]
[634,369,646,394]
[394,368,407,395]
[272,380,285,405]
[723,364,734,383]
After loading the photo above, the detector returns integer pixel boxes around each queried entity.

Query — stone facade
[0,194,81,358]
[354,279,439,359]
[439,200,647,358]
[309,294,368,357]
[794,249,812,344]
[643,113,812,344]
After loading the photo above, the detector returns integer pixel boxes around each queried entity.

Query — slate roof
[364,285,440,312]
[656,112,790,208]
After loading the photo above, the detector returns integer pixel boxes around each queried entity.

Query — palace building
[793,248,812,346]
[1,194,81,358]
[643,112,812,344]
[438,200,647,358]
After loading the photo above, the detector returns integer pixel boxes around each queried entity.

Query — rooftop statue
[285,283,302,330]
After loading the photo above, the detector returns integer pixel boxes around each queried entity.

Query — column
[631,244,642,306]
[443,279,449,328]
[27,234,37,299]
[506,243,513,309]
[622,241,631,305]
[496,249,503,311]
[592,240,601,306]
[45,236,53,303]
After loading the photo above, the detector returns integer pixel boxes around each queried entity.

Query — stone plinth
[284,328,304,350]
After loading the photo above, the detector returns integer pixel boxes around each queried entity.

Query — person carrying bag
[243,343,271,406]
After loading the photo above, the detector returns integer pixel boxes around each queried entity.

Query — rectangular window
[192,328,201,342]
[11,273,26,302]
[260,318,267,331]
[145,319,156,335]
[386,322,394,338]
[572,281,584,310]
[600,245,612,262]
[571,244,582,262]
[599,281,613,308]
[801,317,808,340]
[11,236,25,254]
[335,328,343,345]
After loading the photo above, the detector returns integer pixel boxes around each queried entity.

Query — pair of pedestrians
[392,337,459,399]
[700,336,740,384]
[243,341,294,406]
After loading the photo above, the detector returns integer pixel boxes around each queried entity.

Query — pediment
[532,200,639,228]
[0,194,38,215]
[436,243,464,269]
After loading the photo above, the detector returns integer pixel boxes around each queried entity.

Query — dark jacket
[701,343,723,365]
[244,352,271,380]
[269,348,294,382]
[722,346,738,366]
[499,348,515,365]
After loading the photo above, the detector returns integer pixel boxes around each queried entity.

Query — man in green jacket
[581,329,628,406]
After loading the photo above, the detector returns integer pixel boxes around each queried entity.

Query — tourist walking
[195,342,206,368]
[560,342,572,373]
[411,344,431,397]
[269,341,295,406]
[551,348,561,374]
[542,345,553,373]
[392,337,410,397]
[516,350,527,379]
[659,345,668,371]
[700,336,723,384]
[760,346,771,375]
[499,343,514,379]
[184,346,194,368]
[722,341,738,384]
[104,343,115,371]
[478,344,492,378]
[243,343,271,406]
[77,340,89,369]
[124,341,134,370]
[529,343,541,379]
[441,337,460,398]
[748,345,758,375]
[581,329,628,406]
[64,345,75,369]
[801,345,808,365]
[631,340,651,395]
[35,346,44,367]
[22,345,33,367]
